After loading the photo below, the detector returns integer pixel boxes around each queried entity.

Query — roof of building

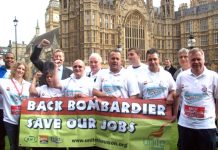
[175,1,218,18]
[0,47,10,55]
[26,27,59,54]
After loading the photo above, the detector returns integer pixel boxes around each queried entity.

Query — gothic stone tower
[159,0,175,60]
[45,0,60,32]
[59,0,152,65]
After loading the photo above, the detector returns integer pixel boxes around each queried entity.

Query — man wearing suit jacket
[164,58,177,77]
[30,39,72,86]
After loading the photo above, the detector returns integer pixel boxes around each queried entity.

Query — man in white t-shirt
[54,59,93,98]
[175,48,218,150]
[87,53,104,82]
[138,48,176,101]
[93,50,139,98]
[0,52,15,150]
[126,47,148,85]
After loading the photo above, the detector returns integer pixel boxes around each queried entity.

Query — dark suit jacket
[164,66,177,77]
[30,45,73,85]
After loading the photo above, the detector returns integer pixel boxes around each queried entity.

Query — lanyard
[11,78,23,98]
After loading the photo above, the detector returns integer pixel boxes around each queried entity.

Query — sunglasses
[73,65,83,68]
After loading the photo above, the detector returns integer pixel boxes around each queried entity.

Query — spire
[190,0,213,7]
[35,20,40,36]
[147,0,153,10]
[52,34,60,49]
[147,0,154,17]
[160,0,174,18]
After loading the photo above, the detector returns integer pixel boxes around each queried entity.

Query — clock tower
[45,0,60,32]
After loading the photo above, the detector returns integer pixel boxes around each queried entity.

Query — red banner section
[21,97,172,120]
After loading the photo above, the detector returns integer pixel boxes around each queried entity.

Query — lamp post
[117,25,125,66]
[117,25,122,51]
[117,44,122,51]
[13,16,18,61]
[187,34,196,49]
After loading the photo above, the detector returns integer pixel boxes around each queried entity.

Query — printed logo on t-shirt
[103,85,114,95]
[9,95,27,103]
[184,91,207,102]
[103,85,121,97]
[65,89,83,97]
[143,87,166,99]
[6,87,10,91]
[100,77,123,97]
[201,85,207,93]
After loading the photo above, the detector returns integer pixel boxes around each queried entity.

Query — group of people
[0,38,217,150]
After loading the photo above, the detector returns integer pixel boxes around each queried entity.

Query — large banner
[19,97,178,150]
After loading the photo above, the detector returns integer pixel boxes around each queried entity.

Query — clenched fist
[38,39,50,48]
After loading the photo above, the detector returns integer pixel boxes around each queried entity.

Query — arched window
[63,0,67,9]
[125,12,145,60]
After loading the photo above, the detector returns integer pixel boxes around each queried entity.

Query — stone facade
[10,41,27,62]
[57,0,218,71]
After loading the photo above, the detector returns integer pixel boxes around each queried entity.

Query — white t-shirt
[138,67,176,99]
[61,74,94,97]
[36,85,63,98]
[126,63,148,84]
[0,78,30,125]
[177,68,218,129]
[94,68,140,98]
[0,69,11,109]
[3,69,11,78]
[87,69,105,83]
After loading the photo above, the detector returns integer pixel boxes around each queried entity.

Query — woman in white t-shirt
[0,62,30,150]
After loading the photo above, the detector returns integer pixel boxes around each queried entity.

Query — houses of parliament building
[33,0,218,71]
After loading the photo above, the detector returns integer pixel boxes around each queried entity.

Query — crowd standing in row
[0,38,217,150]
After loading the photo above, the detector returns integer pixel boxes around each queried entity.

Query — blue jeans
[4,121,19,150]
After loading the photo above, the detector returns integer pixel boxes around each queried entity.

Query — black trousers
[4,122,19,150]
[178,125,216,150]
[0,109,6,150]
